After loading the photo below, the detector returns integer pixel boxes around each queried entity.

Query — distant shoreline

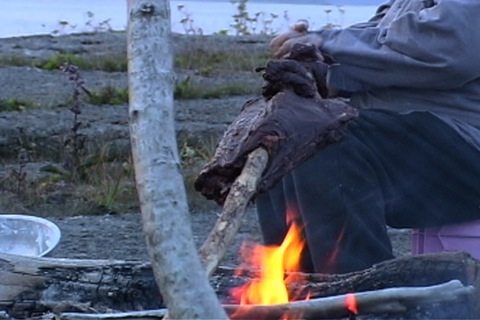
[1,1,379,39]
[189,0,381,3]
[186,0,382,5]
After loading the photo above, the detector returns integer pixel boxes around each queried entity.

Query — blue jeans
[256,110,480,273]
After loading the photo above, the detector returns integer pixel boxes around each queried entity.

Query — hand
[260,43,330,99]
[270,20,323,58]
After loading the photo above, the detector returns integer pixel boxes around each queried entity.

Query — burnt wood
[1,252,479,319]
[0,254,161,319]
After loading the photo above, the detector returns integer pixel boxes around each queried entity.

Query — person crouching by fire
[258,0,480,274]
[196,0,480,274]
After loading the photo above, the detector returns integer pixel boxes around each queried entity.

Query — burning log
[48,280,475,319]
[0,252,479,319]
[222,280,474,319]
[227,252,479,319]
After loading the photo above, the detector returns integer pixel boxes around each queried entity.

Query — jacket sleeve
[348,0,394,28]
[320,0,480,92]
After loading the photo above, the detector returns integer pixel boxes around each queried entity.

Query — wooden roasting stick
[198,147,269,277]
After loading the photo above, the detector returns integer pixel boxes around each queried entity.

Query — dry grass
[0,134,220,216]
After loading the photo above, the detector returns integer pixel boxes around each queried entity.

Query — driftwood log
[0,251,479,319]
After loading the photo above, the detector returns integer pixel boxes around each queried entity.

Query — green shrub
[39,53,85,70]
[0,98,33,111]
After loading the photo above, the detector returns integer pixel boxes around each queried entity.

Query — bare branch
[199,147,269,277]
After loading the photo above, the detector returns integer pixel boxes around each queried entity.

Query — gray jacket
[319,0,480,150]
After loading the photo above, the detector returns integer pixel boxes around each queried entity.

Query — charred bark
[0,254,160,318]
[298,251,480,298]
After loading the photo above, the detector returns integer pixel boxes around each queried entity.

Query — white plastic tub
[0,214,61,257]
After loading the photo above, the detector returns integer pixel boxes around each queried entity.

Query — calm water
[0,0,380,38]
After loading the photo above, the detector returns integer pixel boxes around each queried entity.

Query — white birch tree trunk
[126,1,227,318]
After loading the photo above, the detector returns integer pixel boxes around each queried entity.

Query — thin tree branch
[199,147,269,277]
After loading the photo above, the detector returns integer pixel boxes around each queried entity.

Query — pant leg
[290,122,394,274]
[350,110,480,228]
[256,179,288,246]
[256,109,480,274]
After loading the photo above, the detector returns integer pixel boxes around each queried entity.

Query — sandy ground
[47,207,264,267]
[46,207,412,268]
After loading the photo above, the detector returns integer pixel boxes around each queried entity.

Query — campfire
[219,251,475,320]
[215,206,475,320]
[0,231,477,319]
[230,208,307,307]
[227,209,363,319]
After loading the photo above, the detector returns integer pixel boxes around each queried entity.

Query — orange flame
[230,211,306,307]
[345,293,358,314]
